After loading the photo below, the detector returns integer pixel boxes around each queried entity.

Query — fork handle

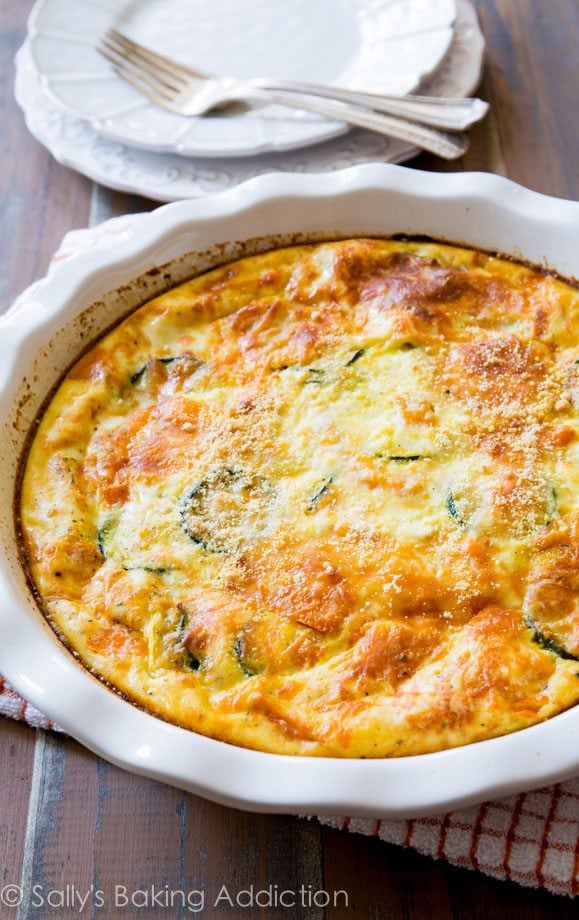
[254,80,489,131]
[248,89,469,160]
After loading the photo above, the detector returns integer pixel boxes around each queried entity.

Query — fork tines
[98,29,203,109]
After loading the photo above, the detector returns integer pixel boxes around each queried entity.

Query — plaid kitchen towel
[3,216,578,898]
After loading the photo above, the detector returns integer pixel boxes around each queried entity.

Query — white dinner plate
[15,0,484,201]
[26,0,457,158]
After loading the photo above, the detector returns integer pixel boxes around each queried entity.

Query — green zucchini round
[180,467,275,553]
[524,567,579,661]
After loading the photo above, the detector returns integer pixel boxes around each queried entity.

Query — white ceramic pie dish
[2,164,579,819]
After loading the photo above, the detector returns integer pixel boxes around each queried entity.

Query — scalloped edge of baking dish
[1,164,579,818]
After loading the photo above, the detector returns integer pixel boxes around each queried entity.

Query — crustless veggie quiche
[18,239,579,756]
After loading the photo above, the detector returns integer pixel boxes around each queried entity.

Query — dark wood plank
[17,733,324,920]
[415,0,579,201]
[322,826,454,920]
[0,2,93,312]
[88,185,156,226]
[68,737,323,920]
[181,802,323,920]
[90,757,186,918]
[443,860,579,918]
[16,733,99,919]
[413,64,507,177]
[474,0,579,198]
[0,719,37,891]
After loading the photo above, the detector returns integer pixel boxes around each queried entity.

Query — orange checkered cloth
[3,217,578,898]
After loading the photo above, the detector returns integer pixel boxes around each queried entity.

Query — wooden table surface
[2,1,579,917]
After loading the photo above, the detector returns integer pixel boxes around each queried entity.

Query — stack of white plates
[15,0,485,201]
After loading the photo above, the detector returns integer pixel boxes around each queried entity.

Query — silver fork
[98,30,475,160]
[102,29,488,131]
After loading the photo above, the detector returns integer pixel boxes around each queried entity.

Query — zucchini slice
[130,365,147,385]
[303,367,325,385]
[524,613,579,661]
[445,480,557,532]
[177,609,202,672]
[234,635,260,677]
[546,483,558,524]
[386,455,423,463]
[374,453,426,464]
[445,489,467,527]
[130,353,202,385]
[122,565,170,575]
[306,476,333,513]
[160,354,203,376]
[277,364,331,384]
[345,348,365,366]
[180,467,275,553]
[524,567,579,661]
[97,516,119,558]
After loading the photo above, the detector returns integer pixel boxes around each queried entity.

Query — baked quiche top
[19,238,579,757]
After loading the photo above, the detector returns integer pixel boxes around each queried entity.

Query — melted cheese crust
[19,239,579,757]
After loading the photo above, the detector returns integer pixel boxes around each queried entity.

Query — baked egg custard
[19,239,579,756]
